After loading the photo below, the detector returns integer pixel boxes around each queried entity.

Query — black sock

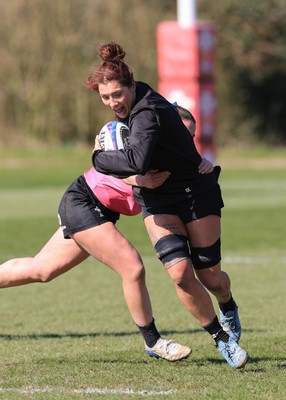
[219,295,236,314]
[137,318,160,348]
[203,316,229,344]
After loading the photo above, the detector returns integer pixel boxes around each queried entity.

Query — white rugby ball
[99,121,129,151]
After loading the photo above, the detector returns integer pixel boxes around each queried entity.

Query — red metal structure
[157,1,217,162]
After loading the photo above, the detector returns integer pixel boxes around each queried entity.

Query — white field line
[0,387,176,396]
[223,256,286,265]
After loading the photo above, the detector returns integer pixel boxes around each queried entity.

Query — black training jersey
[92,81,217,207]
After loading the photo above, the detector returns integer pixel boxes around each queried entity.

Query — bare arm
[123,170,171,189]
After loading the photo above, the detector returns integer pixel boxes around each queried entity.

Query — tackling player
[0,121,213,362]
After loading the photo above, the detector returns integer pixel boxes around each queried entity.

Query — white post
[177,0,197,27]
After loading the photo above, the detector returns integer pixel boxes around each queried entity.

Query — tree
[200,0,286,144]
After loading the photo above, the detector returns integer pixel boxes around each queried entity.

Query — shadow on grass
[204,356,286,372]
[0,327,261,341]
[0,328,202,341]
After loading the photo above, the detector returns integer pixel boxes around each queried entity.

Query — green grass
[0,147,286,399]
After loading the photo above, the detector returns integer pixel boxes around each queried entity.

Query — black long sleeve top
[92,81,218,207]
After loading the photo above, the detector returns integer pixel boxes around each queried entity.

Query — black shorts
[58,175,120,238]
[141,184,224,224]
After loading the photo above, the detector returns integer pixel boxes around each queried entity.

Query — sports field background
[0,147,285,399]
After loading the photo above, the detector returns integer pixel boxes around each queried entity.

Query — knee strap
[191,239,221,269]
[154,234,190,266]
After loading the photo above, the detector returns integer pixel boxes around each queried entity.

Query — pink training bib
[84,168,141,216]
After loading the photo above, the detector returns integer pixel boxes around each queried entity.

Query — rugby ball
[99,121,129,151]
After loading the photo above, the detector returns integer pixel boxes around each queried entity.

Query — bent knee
[123,261,146,282]
[34,270,56,283]
[32,263,63,282]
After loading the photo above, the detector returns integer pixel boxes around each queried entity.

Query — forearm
[122,175,143,187]
[122,170,171,189]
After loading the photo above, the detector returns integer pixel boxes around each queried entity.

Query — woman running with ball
[89,42,249,369]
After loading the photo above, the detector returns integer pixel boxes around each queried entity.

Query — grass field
[0,146,285,399]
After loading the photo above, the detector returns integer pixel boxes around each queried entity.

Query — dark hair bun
[99,42,126,62]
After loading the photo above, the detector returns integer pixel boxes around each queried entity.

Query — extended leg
[72,222,191,361]
[0,228,89,288]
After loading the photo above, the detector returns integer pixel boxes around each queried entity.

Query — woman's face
[98,80,136,119]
